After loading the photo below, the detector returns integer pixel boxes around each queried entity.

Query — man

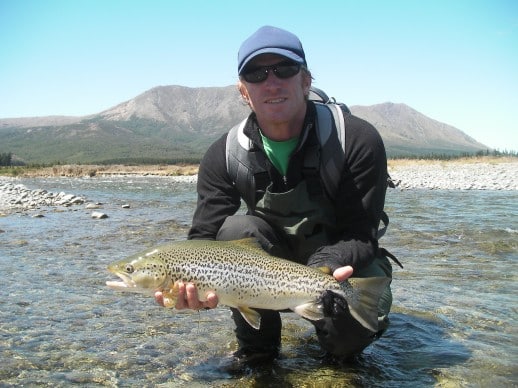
[156,25,393,364]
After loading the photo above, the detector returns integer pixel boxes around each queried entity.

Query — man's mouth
[265,98,286,104]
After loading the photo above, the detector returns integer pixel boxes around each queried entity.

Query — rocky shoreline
[0,160,516,214]
[0,180,87,215]
[388,160,517,190]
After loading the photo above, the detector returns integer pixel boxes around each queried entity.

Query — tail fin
[340,277,391,332]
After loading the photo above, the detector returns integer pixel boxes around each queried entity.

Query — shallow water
[1,177,516,387]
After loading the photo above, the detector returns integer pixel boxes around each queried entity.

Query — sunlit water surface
[1,176,516,387]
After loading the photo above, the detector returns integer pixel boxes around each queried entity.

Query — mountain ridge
[0,85,488,164]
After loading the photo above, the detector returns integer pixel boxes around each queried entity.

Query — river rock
[85,203,102,209]
[91,211,108,219]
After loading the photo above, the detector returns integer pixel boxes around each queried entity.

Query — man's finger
[185,282,201,309]
[333,266,353,282]
[154,291,164,306]
[205,292,219,309]
[174,281,188,309]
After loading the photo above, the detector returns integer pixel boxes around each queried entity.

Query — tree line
[1,149,517,168]
[0,152,12,166]
[389,149,518,160]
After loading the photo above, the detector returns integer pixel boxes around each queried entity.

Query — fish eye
[125,264,135,273]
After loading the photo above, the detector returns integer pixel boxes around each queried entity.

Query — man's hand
[321,265,354,317]
[154,281,219,310]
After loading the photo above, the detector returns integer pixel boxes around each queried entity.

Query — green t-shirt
[259,132,299,176]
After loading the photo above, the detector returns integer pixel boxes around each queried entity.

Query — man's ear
[238,81,250,103]
[302,74,312,96]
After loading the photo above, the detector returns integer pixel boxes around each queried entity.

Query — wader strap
[377,211,390,239]
[379,247,403,269]
[302,132,324,199]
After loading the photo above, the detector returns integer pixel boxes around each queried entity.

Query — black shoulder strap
[226,118,267,210]
[302,102,347,201]
[313,102,347,200]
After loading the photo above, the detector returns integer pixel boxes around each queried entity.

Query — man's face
[239,54,311,132]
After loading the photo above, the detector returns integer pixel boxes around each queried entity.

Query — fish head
[106,251,169,294]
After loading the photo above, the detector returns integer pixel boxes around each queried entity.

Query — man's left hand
[321,265,354,317]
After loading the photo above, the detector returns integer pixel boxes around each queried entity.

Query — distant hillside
[351,103,486,156]
[0,85,488,164]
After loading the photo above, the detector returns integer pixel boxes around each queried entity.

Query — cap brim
[238,48,305,74]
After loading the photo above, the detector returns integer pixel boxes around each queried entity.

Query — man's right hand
[154,281,219,310]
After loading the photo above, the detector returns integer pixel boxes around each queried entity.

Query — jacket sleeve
[187,134,241,240]
[307,113,388,271]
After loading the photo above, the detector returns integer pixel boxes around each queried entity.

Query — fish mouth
[106,271,168,295]
[106,272,140,292]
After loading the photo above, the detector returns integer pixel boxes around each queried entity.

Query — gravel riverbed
[388,160,517,190]
[0,161,516,214]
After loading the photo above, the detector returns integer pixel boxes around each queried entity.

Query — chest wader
[254,179,392,359]
[254,178,392,320]
[253,180,336,264]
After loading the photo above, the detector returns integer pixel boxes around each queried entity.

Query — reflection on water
[0,177,516,386]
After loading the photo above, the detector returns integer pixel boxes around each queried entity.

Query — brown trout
[106,238,390,332]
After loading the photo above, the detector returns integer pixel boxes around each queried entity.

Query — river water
[0,176,516,387]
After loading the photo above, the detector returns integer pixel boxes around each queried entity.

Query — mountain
[0,85,487,164]
[350,103,486,156]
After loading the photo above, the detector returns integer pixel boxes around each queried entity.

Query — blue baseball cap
[238,26,307,75]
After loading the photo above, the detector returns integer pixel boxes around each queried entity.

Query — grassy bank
[0,164,200,178]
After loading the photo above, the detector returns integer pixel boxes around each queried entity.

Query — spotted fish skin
[106,238,390,332]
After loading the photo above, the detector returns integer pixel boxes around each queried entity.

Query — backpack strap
[225,118,268,210]
[313,102,346,200]
[303,102,347,200]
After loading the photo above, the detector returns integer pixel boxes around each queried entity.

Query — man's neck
[257,110,306,141]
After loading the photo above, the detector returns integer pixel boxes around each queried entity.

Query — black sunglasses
[241,61,302,83]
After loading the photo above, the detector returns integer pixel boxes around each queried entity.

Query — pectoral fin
[317,266,332,275]
[237,306,262,330]
[162,283,180,309]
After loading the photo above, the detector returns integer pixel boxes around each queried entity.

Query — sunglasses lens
[274,64,301,79]
[242,68,268,83]
[242,62,301,83]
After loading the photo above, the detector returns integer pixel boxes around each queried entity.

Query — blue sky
[1,0,517,151]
